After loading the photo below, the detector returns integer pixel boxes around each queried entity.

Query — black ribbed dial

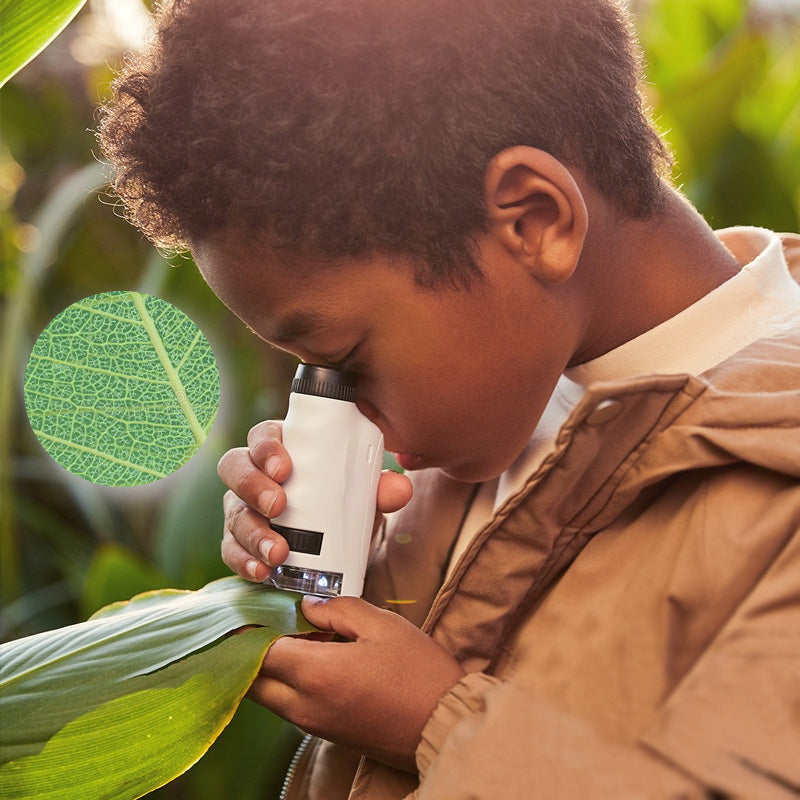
[290,364,356,402]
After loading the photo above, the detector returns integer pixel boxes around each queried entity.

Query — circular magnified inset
[24,291,220,486]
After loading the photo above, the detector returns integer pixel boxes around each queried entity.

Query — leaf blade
[0,0,87,88]
[0,579,315,798]
[0,628,278,800]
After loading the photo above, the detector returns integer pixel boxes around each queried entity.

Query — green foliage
[0,578,316,799]
[0,0,87,87]
[23,291,219,485]
[80,543,172,619]
[637,0,800,230]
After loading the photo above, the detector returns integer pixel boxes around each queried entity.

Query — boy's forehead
[192,235,305,330]
[270,309,341,344]
[192,232,380,340]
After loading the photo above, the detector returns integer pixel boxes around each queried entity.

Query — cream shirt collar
[566,226,800,385]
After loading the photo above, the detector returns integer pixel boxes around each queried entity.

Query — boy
[100,0,800,797]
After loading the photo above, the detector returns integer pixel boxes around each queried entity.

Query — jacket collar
[422,372,699,670]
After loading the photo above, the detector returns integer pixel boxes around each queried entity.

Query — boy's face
[193,232,579,482]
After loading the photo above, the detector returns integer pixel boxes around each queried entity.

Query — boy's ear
[484,146,588,285]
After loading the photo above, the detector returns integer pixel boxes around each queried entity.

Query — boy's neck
[570,187,742,366]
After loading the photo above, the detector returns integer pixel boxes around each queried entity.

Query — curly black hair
[99,0,671,285]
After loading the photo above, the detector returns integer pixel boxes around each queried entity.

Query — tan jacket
[283,234,800,800]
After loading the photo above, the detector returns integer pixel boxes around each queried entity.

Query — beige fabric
[283,233,800,800]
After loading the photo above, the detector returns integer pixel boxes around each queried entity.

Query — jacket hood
[622,232,800,486]
[591,325,800,503]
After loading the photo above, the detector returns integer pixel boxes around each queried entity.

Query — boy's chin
[437,456,511,485]
[394,448,517,484]
[391,452,425,472]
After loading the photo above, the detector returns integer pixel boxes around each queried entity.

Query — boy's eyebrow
[270,310,336,344]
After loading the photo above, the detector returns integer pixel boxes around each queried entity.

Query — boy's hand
[249,594,466,772]
[217,420,413,581]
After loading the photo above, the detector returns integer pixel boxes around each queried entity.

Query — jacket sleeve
[414,523,800,800]
[415,674,707,799]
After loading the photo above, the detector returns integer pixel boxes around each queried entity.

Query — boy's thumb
[300,594,378,641]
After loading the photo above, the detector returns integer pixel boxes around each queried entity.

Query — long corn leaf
[0,577,315,799]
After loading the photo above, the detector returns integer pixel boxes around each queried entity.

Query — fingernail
[302,595,325,605]
[246,559,261,579]
[259,539,274,566]
[266,455,282,478]
[258,489,276,517]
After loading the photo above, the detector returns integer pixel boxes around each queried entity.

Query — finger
[247,673,299,719]
[218,447,286,518]
[377,470,413,513]
[221,525,271,581]
[299,595,386,640]
[259,635,340,688]
[222,492,291,569]
[246,419,292,482]
[248,669,333,738]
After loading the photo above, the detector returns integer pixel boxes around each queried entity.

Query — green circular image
[24,291,220,486]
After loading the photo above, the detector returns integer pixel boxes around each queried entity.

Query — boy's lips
[391,452,424,471]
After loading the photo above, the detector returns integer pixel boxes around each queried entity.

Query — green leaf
[0,0,88,88]
[0,577,316,799]
[168,701,304,800]
[80,543,173,620]
[23,291,220,486]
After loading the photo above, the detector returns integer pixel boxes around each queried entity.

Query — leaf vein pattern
[174,328,203,373]
[28,354,169,385]
[32,431,168,478]
[130,292,207,446]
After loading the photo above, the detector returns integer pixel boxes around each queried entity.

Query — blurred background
[1,0,798,797]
